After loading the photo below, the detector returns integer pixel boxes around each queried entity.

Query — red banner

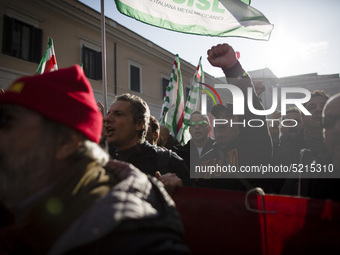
[173,187,340,254]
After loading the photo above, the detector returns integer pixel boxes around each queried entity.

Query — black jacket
[0,159,189,254]
[307,151,340,202]
[195,62,273,192]
[110,142,192,186]
[175,137,215,170]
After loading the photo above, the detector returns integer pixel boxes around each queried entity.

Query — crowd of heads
[1,41,339,254]
[1,64,339,199]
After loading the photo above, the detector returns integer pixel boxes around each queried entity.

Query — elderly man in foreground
[0,65,189,254]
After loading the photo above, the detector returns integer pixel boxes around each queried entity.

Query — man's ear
[55,132,83,160]
[136,120,145,132]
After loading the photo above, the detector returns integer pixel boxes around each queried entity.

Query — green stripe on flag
[159,55,186,143]
[240,0,251,5]
[115,0,273,40]
[181,57,205,144]
[36,38,52,74]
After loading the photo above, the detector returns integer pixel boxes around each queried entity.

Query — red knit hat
[0,65,103,143]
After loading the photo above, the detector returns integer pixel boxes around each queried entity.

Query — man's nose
[104,114,112,125]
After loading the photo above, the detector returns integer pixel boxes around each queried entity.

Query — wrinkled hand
[207,43,238,70]
[155,171,183,196]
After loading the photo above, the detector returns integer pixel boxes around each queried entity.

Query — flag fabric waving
[36,37,58,74]
[181,57,205,144]
[159,55,185,142]
[240,0,251,5]
[114,0,273,40]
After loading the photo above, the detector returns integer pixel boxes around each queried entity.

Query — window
[162,77,170,99]
[2,15,42,63]
[82,45,102,80]
[185,87,190,101]
[129,64,141,92]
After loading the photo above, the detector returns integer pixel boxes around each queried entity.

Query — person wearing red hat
[0,66,189,254]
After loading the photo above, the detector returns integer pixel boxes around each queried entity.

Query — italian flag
[159,55,185,143]
[36,37,58,74]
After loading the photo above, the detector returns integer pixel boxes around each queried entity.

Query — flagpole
[101,0,108,116]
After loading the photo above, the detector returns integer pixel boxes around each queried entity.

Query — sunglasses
[189,120,209,127]
[322,115,340,129]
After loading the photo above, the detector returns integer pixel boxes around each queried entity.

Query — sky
[79,0,340,79]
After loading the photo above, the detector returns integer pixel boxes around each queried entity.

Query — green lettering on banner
[187,0,194,7]
[212,0,224,13]
[172,0,225,13]
[172,0,186,3]
[196,0,210,11]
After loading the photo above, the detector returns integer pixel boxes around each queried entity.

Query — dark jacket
[0,158,189,254]
[272,129,326,166]
[276,130,327,196]
[272,130,306,166]
[196,62,273,192]
[306,151,340,202]
[175,137,215,170]
[110,141,192,186]
[280,149,340,202]
[164,135,181,151]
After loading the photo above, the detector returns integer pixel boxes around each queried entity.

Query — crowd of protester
[0,43,339,253]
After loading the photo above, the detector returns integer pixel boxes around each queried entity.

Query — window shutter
[31,26,42,63]
[2,15,13,55]
[130,65,140,92]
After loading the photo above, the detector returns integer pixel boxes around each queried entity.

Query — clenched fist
[207,43,238,70]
